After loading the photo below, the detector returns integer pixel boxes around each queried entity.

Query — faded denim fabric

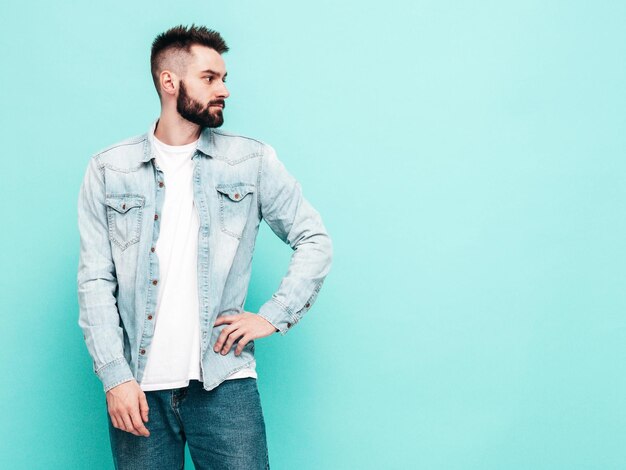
[77,118,333,392]
[108,378,269,469]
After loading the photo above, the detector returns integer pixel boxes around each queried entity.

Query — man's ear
[159,70,178,97]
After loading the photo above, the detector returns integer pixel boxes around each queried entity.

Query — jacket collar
[140,117,215,162]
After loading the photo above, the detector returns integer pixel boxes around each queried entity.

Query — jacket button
[147,315,153,320]
[122,203,126,210]
[234,193,240,199]
[140,349,146,355]
[305,303,310,308]
[159,181,164,188]
[154,214,159,220]
[287,322,291,328]
[151,247,155,252]
[152,279,158,285]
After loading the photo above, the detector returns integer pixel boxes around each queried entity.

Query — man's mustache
[208,100,226,109]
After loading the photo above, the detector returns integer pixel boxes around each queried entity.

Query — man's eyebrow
[200,69,227,77]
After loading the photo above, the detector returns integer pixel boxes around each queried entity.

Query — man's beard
[176,80,225,128]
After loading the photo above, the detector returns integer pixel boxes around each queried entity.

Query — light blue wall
[1,1,625,468]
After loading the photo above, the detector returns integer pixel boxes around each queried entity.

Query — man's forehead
[189,45,226,73]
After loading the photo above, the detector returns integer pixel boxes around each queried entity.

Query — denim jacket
[77,118,333,392]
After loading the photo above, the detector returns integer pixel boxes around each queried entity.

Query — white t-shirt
[140,132,257,391]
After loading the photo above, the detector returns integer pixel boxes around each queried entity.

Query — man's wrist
[257,299,297,336]
[97,357,135,393]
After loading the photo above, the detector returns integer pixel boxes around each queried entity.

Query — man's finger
[213,314,239,326]
[214,325,235,351]
[221,329,245,355]
[110,413,120,429]
[112,412,126,431]
[120,413,135,434]
[130,408,150,437]
[235,334,252,356]
[214,323,240,352]
[139,394,150,423]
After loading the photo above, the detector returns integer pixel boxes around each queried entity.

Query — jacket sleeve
[256,144,333,335]
[77,156,134,392]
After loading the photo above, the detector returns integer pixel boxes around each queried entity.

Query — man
[77,24,332,469]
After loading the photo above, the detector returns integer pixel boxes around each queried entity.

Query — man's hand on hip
[213,311,277,356]
[106,380,150,437]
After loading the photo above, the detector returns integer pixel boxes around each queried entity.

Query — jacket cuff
[96,357,135,392]
[257,298,299,336]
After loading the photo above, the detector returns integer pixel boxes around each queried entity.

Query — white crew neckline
[153,134,199,153]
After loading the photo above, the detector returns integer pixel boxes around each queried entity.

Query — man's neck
[154,112,202,146]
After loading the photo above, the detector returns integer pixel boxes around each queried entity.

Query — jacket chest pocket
[105,194,145,250]
[216,183,255,239]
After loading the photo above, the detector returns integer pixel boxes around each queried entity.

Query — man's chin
[208,111,224,128]
[180,113,224,128]
[209,114,224,128]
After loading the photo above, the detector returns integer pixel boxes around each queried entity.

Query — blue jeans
[107,378,270,469]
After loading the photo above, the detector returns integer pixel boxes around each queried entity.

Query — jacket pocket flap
[216,184,255,202]
[105,195,145,214]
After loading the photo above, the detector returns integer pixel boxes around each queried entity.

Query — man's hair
[150,24,229,99]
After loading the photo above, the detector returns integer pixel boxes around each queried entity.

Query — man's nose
[218,81,230,99]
